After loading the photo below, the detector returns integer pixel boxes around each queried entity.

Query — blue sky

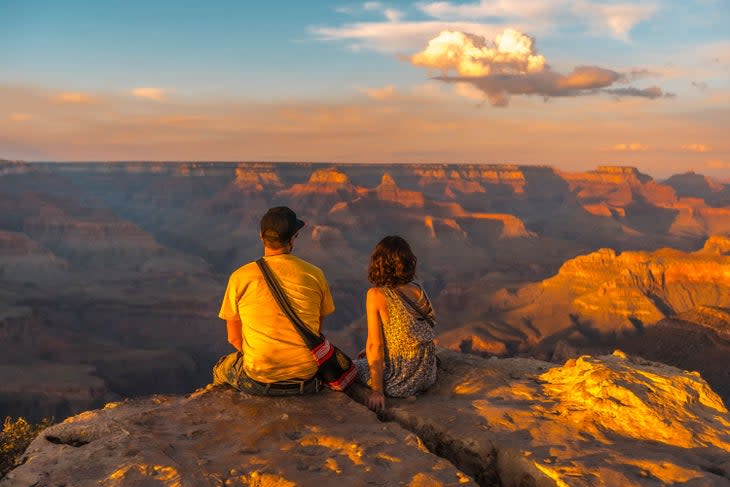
[1,0,729,176]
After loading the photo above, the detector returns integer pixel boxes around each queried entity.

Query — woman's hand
[366,390,385,412]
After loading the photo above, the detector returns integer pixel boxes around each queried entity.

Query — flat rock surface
[386,350,730,486]
[5,350,730,486]
[2,385,474,487]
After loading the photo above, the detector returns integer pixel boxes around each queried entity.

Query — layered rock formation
[2,160,729,423]
[492,237,730,342]
[4,350,729,486]
[373,172,425,208]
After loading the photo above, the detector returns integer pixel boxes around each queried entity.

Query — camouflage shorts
[212,351,320,396]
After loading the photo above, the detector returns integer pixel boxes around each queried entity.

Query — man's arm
[226,318,243,352]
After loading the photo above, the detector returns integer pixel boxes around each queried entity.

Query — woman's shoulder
[367,286,386,299]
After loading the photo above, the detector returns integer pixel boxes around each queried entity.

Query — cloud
[310,21,501,52]
[411,29,671,106]
[604,86,672,98]
[9,113,31,122]
[411,29,546,76]
[363,1,383,11]
[453,82,486,101]
[131,87,166,101]
[682,144,711,153]
[418,0,656,41]
[611,143,649,152]
[54,92,98,104]
[359,85,397,100]
[576,2,656,41]
[383,8,403,22]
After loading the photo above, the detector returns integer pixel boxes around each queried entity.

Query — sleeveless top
[355,283,437,397]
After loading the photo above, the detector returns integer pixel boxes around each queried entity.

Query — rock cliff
[4,350,729,486]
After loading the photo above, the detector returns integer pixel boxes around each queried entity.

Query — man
[213,206,335,395]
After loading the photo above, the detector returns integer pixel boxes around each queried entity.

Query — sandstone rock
[385,350,730,486]
[232,167,283,191]
[3,386,474,487]
[374,173,425,208]
[6,351,730,486]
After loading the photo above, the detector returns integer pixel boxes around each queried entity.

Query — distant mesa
[413,164,526,194]
[233,166,283,191]
[279,168,360,197]
[0,159,29,175]
[665,171,726,198]
[373,172,425,208]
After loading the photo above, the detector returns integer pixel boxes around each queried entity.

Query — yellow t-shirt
[218,254,335,383]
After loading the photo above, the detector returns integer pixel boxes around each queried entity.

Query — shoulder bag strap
[394,283,436,328]
[256,258,321,348]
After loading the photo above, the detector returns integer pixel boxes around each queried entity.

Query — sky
[1,0,729,177]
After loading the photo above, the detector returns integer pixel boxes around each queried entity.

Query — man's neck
[264,247,292,257]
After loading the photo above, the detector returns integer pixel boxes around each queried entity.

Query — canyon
[0,159,729,424]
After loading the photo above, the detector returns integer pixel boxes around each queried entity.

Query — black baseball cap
[260,206,305,242]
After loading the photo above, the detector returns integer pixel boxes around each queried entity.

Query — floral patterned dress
[355,283,437,397]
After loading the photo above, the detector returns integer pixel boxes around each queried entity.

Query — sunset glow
[1,1,728,177]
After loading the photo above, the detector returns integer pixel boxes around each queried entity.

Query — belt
[253,376,319,393]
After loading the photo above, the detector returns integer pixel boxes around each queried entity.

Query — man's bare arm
[226,318,243,352]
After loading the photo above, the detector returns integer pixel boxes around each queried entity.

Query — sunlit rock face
[373,172,425,208]
[280,168,358,196]
[385,350,730,486]
[493,237,730,342]
[6,350,729,486]
[3,385,474,487]
[232,166,283,191]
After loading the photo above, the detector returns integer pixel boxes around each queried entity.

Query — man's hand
[366,390,385,412]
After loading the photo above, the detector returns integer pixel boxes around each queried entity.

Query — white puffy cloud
[411,29,546,76]
[411,29,671,106]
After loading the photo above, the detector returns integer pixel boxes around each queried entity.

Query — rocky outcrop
[279,168,360,196]
[373,173,425,208]
[3,385,474,486]
[677,305,730,341]
[4,350,730,486]
[496,238,730,341]
[664,171,730,207]
[232,166,283,191]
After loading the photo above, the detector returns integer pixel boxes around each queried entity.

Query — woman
[355,235,437,412]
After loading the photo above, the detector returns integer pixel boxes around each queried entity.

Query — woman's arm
[365,287,386,411]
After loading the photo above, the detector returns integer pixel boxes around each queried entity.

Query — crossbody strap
[394,283,436,328]
[256,258,321,349]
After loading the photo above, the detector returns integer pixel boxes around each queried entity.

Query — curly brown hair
[368,235,417,287]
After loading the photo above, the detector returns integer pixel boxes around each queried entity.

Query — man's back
[219,254,335,383]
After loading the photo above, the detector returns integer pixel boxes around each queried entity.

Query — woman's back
[372,283,437,397]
